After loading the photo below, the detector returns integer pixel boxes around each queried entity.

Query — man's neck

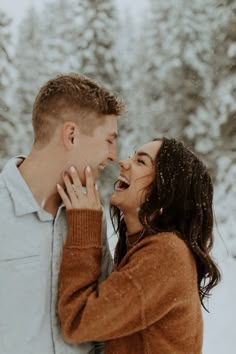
[18,149,63,217]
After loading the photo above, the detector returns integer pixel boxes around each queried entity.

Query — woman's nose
[119,159,130,170]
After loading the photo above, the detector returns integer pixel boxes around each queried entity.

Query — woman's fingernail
[70,166,76,172]
[86,165,91,173]
[95,183,98,190]
[57,183,61,190]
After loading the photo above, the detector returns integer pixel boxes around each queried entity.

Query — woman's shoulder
[129,231,193,265]
[141,231,188,250]
[120,231,196,285]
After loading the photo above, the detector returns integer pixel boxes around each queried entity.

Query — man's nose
[108,143,117,162]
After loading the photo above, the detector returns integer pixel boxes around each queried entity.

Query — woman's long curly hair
[110,137,221,310]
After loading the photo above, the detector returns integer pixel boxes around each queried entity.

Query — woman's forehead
[137,140,162,159]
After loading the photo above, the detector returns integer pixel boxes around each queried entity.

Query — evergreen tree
[139,0,218,141]
[0,10,12,106]
[39,0,79,80]
[113,7,137,154]
[14,5,43,152]
[212,1,236,153]
[184,1,235,159]
[39,0,121,90]
[211,1,236,254]
[0,10,15,168]
[73,0,120,91]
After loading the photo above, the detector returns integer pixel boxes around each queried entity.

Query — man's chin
[94,169,100,179]
[81,168,98,184]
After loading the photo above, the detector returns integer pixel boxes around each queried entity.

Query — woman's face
[111,140,162,213]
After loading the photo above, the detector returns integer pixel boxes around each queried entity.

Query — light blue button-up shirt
[0,157,113,354]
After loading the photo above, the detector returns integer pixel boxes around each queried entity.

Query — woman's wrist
[66,209,103,247]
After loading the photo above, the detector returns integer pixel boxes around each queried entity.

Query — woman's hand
[57,165,101,211]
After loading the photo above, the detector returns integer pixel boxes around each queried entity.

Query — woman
[57,137,220,354]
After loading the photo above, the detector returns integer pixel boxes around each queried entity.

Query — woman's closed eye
[137,158,145,165]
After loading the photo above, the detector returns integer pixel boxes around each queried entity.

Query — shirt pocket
[0,254,40,332]
[0,254,40,266]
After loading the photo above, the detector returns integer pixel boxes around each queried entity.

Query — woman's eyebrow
[135,151,154,165]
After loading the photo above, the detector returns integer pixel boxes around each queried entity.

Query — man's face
[72,114,118,185]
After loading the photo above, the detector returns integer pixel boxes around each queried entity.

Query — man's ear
[61,121,78,150]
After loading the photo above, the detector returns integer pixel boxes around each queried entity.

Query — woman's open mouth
[114,175,130,191]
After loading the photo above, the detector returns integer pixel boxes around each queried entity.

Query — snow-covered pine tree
[0,9,15,169]
[184,1,235,163]
[73,0,120,91]
[133,0,218,146]
[14,5,43,153]
[212,1,236,154]
[112,5,138,156]
[39,0,79,80]
[210,1,236,256]
[183,1,233,163]
[0,10,12,107]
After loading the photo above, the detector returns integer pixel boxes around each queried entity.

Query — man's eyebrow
[135,151,154,165]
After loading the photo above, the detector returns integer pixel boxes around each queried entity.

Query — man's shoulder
[0,159,17,211]
[0,178,13,218]
[0,155,25,191]
[0,173,7,192]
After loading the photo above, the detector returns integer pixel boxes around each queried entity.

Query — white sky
[0,0,40,17]
[0,0,42,26]
[0,0,148,35]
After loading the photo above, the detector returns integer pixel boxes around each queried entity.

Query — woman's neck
[123,213,143,235]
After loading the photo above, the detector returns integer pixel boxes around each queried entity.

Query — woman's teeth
[115,176,130,190]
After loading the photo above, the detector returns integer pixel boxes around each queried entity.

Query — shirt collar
[2,156,54,219]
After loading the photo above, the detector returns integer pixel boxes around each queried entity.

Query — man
[0,73,124,354]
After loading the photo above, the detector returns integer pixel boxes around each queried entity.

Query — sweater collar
[126,229,147,250]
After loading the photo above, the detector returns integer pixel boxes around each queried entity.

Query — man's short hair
[32,73,124,147]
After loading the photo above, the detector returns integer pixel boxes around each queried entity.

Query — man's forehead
[95,114,118,135]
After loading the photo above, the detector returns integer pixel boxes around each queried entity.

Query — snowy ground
[202,228,236,354]
[106,214,236,354]
[203,256,236,354]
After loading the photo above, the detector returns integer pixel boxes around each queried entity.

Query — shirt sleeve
[95,208,112,353]
[58,209,195,344]
[94,340,104,354]
[99,208,114,283]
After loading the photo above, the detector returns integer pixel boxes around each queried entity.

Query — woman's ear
[61,122,78,150]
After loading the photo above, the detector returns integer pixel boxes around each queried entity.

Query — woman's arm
[57,166,194,344]
[58,208,146,343]
[58,209,192,343]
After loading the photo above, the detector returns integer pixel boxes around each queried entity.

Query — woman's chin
[111,194,125,211]
[110,193,119,207]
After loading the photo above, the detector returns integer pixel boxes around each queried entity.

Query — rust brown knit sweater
[58,209,203,354]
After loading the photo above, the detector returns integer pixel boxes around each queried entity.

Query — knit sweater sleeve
[58,209,197,343]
